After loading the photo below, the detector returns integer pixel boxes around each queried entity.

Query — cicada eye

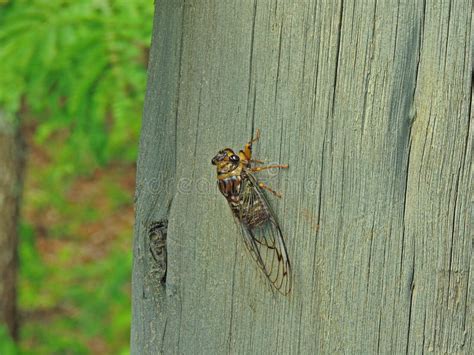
[229,154,240,162]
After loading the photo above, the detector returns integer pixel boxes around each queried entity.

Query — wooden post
[132,1,472,353]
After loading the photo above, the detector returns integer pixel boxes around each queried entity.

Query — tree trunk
[132,1,472,353]
[0,110,23,341]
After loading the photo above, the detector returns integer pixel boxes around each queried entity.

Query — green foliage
[0,325,18,355]
[0,0,152,352]
[19,220,132,354]
[0,0,153,172]
[18,224,48,309]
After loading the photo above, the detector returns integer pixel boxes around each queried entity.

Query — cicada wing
[236,173,292,295]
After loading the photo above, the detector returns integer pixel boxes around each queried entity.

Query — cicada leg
[250,164,289,173]
[257,181,283,198]
[241,128,261,160]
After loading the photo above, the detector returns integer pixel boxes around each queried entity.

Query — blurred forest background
[0,0,153,353]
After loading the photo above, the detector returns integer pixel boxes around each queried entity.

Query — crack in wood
[148,220,168,286]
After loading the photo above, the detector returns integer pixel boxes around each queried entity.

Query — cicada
[211,129,291,295]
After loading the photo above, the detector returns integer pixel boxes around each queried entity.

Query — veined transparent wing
[235,173,292,295]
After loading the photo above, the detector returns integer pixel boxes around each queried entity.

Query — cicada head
[211,148,241,174]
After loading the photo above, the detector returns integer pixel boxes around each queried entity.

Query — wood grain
[132,0,472,353]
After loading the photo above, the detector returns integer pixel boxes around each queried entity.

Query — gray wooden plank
[132,0,473,353]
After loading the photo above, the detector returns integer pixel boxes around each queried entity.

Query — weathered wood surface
[132,0,472,353]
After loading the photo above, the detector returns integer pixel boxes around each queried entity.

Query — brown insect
[211,129,291,295]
